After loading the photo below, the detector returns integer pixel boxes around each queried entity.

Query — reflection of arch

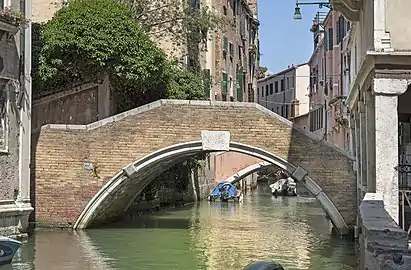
[224,161,272,184]
[73,141,349,235]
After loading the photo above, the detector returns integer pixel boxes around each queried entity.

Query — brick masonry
[31,100,357,228]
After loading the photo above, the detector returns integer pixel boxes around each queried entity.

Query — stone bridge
[31,99,356,235]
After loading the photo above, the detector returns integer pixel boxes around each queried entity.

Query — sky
[258,0,322,74]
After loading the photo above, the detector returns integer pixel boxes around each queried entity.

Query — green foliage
[126,0,226,46]
[257,66,268,79]
[166,66,206,100]
[34,0,170,98]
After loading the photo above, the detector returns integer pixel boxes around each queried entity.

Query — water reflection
[9,184,357,270]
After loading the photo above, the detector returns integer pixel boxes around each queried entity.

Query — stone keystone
[201,130,230,151]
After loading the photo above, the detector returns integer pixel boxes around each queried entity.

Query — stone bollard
[243,261,285,270]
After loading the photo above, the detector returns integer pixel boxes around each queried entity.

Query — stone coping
[360,193,408,249]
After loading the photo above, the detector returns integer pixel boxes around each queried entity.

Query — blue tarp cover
[210,181,238,197]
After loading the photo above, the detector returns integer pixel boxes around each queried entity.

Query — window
[203,69,211,99]
[229,42,234,58]
[238,45,242,65]
[261,87,264,97]
[286,78,289,90]
[309,106,324,131]
[275,81,278,93]
[265,85,268,96]
[236,67,244,101]
[328,28,334,50]
[248,83,254,102]
[222,35,228,53]
[269,83,273,95]
[0,0,3,9]
[222,72,228,95]
[280,79,285,91]
[291,77,295,88]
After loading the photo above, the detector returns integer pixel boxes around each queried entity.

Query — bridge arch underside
[74,141,352,236]
[225,161,276,184]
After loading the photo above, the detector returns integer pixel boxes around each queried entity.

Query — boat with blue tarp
[0,236,21,265]
[208,181,242,202]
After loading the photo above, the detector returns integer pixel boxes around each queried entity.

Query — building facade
[203,0,260,102]
[257,64,310,121]
[308,10,351,150]
[0,0,33,235]
[331,0,411,228]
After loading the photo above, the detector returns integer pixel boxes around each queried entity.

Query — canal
[8,184,357,270]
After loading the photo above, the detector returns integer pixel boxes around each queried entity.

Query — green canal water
[8,185,357,270]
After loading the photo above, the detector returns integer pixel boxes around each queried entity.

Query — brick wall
[32,100,356,228]
[32,84,100,132]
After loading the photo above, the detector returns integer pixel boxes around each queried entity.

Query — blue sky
[258,0,321,74]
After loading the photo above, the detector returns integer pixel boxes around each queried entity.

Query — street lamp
[293,0,332,20]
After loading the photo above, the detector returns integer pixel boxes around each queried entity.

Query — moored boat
[208,181,242,202]
[269,177,297,197]
[0,236,21,265]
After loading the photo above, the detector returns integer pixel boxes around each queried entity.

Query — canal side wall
[359,193,411,270]
[123,162,215,219]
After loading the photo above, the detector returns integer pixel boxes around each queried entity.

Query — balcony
[330,0,363,21]
[0,7,26,36]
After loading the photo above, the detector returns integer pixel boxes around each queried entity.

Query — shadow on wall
[284,105,357,234]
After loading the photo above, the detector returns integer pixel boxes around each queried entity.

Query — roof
[258,62,308,83]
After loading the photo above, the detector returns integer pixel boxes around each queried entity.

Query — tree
[126,0,226,70]
[166,65,205,100]
[34,0,170,101]
[257,66,268,79]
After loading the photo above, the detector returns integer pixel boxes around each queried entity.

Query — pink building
[308,10,351,151]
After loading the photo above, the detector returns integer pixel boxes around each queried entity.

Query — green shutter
[0,0,3,8]
[222,72,228,94]
[222,35,228,52]
[236,67,244,102]
[203,69,211,98]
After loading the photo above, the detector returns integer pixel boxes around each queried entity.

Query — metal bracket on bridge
[292,166,307,182]
[201,130,230,151]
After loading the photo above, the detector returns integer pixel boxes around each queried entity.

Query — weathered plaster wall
[0,24,21,202]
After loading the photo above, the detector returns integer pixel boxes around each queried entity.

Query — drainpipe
[323,37,328,141]
[17,0,32,206]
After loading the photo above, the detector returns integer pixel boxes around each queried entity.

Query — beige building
[257,64,310,123]
[203,0,259,102]
[331,0,411,228]
[31,0,260,103]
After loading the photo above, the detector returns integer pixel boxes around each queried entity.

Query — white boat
[0,236,21,265]
[269,177,297,197]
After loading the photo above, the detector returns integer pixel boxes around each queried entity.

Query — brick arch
[32,100,356,235]
[73,140,349,234]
